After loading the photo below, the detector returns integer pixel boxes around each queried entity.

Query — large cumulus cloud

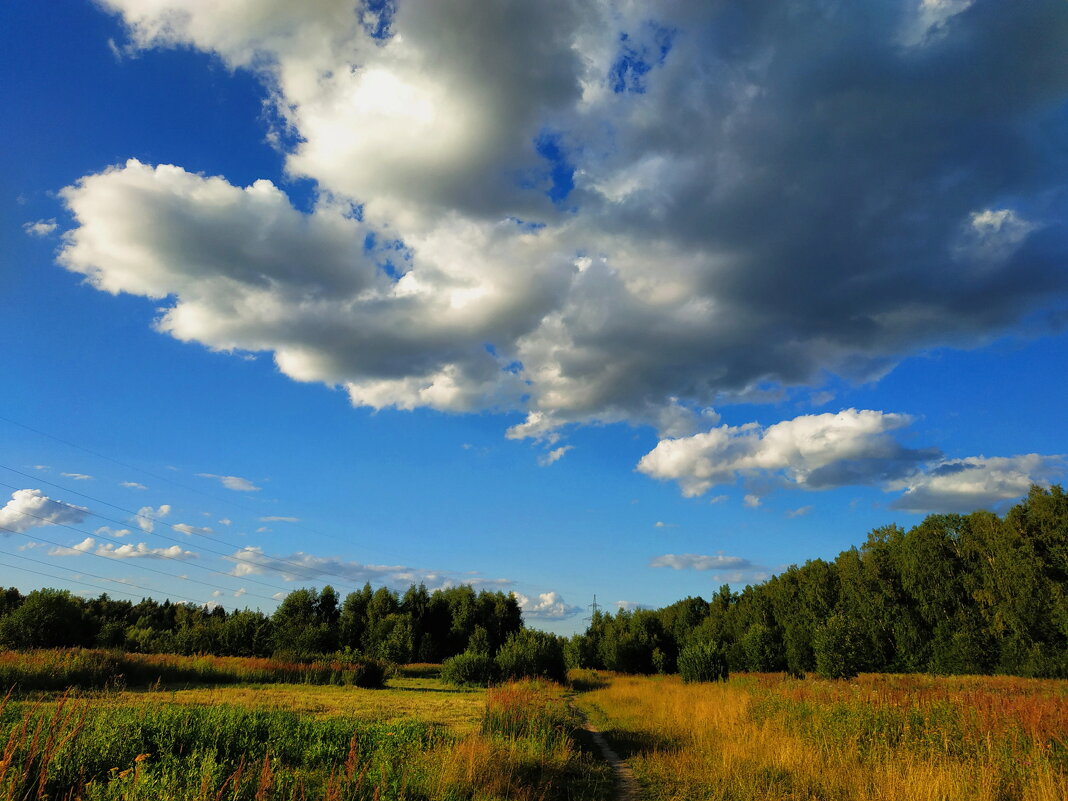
[58,2,1068,441]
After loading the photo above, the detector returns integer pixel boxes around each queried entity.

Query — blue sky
[2,0,1067,634]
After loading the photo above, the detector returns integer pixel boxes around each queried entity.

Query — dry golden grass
[575,672,1068,801]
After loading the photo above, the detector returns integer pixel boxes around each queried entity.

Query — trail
[575,709,640,801]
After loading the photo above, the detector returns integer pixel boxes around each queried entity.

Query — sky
[1,0,1067,635]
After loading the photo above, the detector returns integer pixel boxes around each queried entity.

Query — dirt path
[578,715,640,801]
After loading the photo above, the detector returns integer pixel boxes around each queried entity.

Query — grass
[573,670,1068,801]
[0,654,612,801]
[0,649,387,692]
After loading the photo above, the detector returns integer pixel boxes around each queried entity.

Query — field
[0,650,1065,800]
[0,653,612,801]
[574,670,1068,801]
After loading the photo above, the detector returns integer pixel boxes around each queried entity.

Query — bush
[441,651,498,686]
[678,639,729,683]
[813,614,865,679]
[495,630,567,684]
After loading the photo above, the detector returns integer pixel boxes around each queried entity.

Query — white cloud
[226,545,516,594]
[30,465,49,471]
[709,495,728,505]
[743,494,762,508]
[197,473,261,492]
[259,516,298,523]
[0,489,89,534]
[233,587,247,598]
[120,481,148,490]
[48,536,196,560]
[47,537,96,556]
[786,505,814,518]
[638,409,932,498]
[538,446,573,466]
[23,219,57,237]
[61,472,93,481]
[135,504,171,533]
[614,600,645,612]
[94,525,133,538]
[650,552,766,584]
[889,455,1064,513]
[511,591,582,620]
[218,518,232,526]
[173,523,213,536]
[58,2,1068,446]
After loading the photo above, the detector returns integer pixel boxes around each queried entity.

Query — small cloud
[31,465,49,471]
[173,523,213,536]
[272,592,286,600]
[259,516,299,523]
[653,521,677,528]
[23,219,57,237]
[709,495,728,504]
[538,445,573,466]
[94,525,132,538]
[615,600,645,611]
[212,590,224,598]
[256,526,269,533]
[810,391,835,407]
[743,494,762,508]
[135,504,171,533]
[120,481,147,490]
[511,590,582,620]
[650,552,767,583]
[218,518,233,526]
[233,587,247,598]
[61,472,93,481]
[197,473,261,492]
[786,505,813,518]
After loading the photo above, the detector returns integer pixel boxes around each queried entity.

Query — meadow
[0,653,612,801]
[574,670,1068,801]
[0,649,1065,800]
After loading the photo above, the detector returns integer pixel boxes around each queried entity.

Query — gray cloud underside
[55,0,1068,438]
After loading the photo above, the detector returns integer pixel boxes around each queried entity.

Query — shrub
[813,614,865,679]
[678,639,729,683]
[495,630,567,684]
[441,651,498,686]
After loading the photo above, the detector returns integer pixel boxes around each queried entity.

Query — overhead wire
[0,414,552,600]
[0,480,325,592]
[2,515,280,605]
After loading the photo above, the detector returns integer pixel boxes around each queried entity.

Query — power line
[0,470,356,587]
[3,517,279,605]
[0,416,556,599]
[0,543,207,606]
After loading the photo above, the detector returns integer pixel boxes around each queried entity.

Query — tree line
[0,581,522,664]
[567,485,1068,679]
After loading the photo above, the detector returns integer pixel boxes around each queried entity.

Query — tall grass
[575,671,1068,801]
[0,692,435,800]
[0,677,612,800]
[0,649,387,691]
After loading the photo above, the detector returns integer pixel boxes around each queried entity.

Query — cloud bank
[53,1,1067,445]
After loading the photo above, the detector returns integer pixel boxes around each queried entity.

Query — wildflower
[134,753,151,763]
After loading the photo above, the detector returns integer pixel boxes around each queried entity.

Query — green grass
[0,655,614,801]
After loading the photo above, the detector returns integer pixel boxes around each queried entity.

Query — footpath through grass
[572,669,1068,801]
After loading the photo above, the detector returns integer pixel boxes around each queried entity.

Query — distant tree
[0,588,87,649]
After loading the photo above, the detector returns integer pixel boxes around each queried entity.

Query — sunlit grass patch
[574,672,1068,801]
